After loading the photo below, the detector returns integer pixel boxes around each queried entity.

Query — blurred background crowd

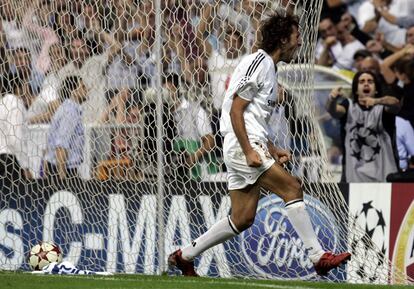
[0,0,413,183]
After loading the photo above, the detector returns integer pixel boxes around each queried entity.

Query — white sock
[181,216,240,261]
[285,199,325,263]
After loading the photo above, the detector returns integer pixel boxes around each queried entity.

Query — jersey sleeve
[233,54,266,101]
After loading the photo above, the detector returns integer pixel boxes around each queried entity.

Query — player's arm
[230,95,262,167]
[267,141,291,165]
[326,87,346,119]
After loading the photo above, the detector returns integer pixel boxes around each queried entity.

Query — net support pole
[154,0,166,275]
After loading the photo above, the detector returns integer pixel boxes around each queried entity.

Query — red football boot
[168,249,199,277]
[314,252,351,276]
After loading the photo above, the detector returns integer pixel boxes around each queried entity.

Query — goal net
[0,0,412,284]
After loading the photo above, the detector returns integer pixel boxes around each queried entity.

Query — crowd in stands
[0,0,413,183]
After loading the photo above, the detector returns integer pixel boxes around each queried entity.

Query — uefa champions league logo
[240,194,340,279]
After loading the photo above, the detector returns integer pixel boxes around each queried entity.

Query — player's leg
[256,163,350,275]
[168,184,261,276]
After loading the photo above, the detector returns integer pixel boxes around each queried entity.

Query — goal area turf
[1,272,412,289]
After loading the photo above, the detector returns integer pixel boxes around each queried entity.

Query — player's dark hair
[60,75,82,101]
[351,71,382,103]
[258,11,299,54]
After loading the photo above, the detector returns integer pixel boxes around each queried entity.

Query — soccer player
[168,11,351,277]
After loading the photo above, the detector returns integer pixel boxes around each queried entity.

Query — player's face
[357,73,376,100]
[280,25,302,62]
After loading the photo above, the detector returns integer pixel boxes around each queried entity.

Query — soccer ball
[28,242,63,270]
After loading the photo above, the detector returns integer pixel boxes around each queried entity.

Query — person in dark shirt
[326,71,400,182]
[394,58,414,128]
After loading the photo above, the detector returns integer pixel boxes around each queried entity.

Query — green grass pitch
[0,272,412,289]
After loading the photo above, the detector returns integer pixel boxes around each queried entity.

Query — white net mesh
[0,0,412,284]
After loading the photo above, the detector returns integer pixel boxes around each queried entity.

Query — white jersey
[220,49,277,142]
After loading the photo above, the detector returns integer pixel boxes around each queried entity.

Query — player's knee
[240,215,255,231]
[231,212,256,232]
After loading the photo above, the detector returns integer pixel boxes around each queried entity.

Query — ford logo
[240,194,340,279]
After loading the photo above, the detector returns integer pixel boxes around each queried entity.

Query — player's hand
[273,148,291,165]
[246,150,263,167]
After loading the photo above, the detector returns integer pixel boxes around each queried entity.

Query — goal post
[0,0,412,284]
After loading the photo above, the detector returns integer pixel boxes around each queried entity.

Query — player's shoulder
[236,49,272,76]
[241,50,271,66]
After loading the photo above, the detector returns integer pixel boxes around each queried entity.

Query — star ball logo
[350,201,387,282]
[349,122,381,162]
[239,194,340,279]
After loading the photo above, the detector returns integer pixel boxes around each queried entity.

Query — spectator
[104,0,141,101]
[44,75,88,180]
[52,6,78,47]
[353,49,372,72]
[396,116,414,170]
[197,3,247,111]
[334,18,365,71]
[340,12,398,57]
[381,45,414,127]
[380,44,414,84]
[0,73,33,181]
[326,71,400,182]
[324,0,366,20]
[101,89,143,158]
[406,26,414,45]
[0,21,11,95]
[164,74,218,181]
[27,44,68,124]
[395,59,414,128]
[22,0,60,76]
[373,0,414,29]
[316,17,343,68]
[371,0,414,47]
[360,56,400,98]
[1,0,29,49]
[57,27,122,123]
[6,45,43,95]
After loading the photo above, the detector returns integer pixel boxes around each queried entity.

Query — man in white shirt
[57,28,121,124]
[165,74,217,181]
[0,75,32,181]
[316,17,344,67]
[168,11,351,277]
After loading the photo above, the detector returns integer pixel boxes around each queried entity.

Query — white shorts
[223,134,275,190]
